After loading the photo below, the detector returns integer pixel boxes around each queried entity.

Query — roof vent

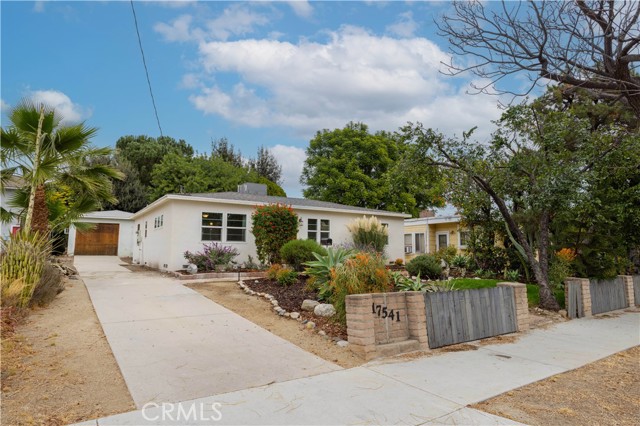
[237,183,267,195]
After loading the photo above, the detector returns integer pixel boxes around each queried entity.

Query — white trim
[133,194,410,220]
[426,224,430,254]
[458,230,470,249]
[436,231,449,251]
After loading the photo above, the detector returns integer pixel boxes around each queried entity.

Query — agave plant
[304,247,354,300]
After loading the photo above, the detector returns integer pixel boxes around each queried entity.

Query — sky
[1,0,511,198]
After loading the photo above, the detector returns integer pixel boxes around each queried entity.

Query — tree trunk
[536,211,560,310]
[24,105,46,234]
[31,185,50,237]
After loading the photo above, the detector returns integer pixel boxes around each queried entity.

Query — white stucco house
[130,184,410,271]
[1,176,24,239]
[67,210,134,257]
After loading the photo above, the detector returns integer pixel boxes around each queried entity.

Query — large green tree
[301,122,444,216]
[403,90,638,310]
[1,101,123,234]
[115,135,194,188]
[149,153,259,200]
[248,146,283,185]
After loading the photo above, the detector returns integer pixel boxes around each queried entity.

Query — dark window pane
[227,228,246,242]
[308,231,317,241]
[321,219,330,231]
[308,219,317,231]
[227,214,246,228]
[202,227,222,241]
[321,231,330,241]
[202,212,222,227]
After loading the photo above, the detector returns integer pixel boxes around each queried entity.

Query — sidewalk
[74,256,340,408]
[79,310,639,425]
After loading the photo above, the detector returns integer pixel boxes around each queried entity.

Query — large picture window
[226,213,246,242]
[202,212,223,241]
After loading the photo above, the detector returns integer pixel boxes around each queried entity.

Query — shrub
[31,263,65,306]
[330,252,393,323]
[276,268,298,286]
[1,231,51,308]
[549,249,575,291]
[394,273,457,292]
[242,255,260,270]
[280,239,327,271]
[434,246,458,266]
[406,254,442,280]
[251,203,299,264]
[346,216,388,254]
[394,258,404,266]
[304,247,354,301]
[504,269,520,281]
[451,254,469,269]
[267,264,283,280]
[184,243,239,272]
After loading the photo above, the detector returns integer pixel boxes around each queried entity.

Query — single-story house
[1,176,25,239]
[403,212,469,262]
[67,210,134,257]
[131,183,410,271]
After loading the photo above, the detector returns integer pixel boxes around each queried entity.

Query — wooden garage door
[75,223,119,255]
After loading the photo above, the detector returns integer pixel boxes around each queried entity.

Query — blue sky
[2,1,509,197]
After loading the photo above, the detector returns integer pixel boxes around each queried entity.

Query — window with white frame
[436,232,449,250]
[404,234,413,253]
[226,213,246,242]
[154,214,164,229]
[307,218,331,244]
[459,230,470,248]
[414,233,425,253]
[202,212,223,241]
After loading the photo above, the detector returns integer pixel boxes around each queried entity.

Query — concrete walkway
[78,299,639,425]
[74,256,340,408]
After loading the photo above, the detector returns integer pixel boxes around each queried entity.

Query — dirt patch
[1,278,135,425]
[473,346,640,426]
[244,277,318,313]
[187,281,362,369]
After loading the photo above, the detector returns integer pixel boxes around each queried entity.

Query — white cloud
[29,90,91,124]
[386,11,418,38]
[154,14,194,42]
[270,144,307,197]
[33,1,45,13]
[188,25,502,140]
[206,4,269,41]
[287,1,313,18]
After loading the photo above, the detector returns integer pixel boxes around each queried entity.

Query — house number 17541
[372,303,401,322]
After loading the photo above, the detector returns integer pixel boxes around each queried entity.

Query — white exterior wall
[1,188,21,239]
[67,218,134,257]
[133,198,406,272]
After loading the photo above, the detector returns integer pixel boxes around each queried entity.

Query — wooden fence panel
[589,277,627,315]
[424,287,517,349]
[566,281,584,319]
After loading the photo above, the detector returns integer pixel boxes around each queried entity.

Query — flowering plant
[251,203,299,263]
[184,243,239,272]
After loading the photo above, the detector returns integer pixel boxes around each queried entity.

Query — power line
[130,0,163,137]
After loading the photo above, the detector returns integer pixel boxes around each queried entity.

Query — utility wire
[130,0,164,137]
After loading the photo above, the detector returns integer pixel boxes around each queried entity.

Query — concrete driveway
[74,256,340,408]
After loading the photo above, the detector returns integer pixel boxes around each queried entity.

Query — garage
[74,223,120,255]
[68,210,134,257]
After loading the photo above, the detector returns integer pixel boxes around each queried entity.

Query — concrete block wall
[619,275,635,307]
[497,282,530,331]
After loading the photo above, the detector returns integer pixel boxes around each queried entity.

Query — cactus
[1,231,51,308]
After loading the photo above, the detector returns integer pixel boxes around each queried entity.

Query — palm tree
[1,100,124,235]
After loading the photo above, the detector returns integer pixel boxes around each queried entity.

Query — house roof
[82,210,134,220]
[132,192,411,219]
[404,215,462,225]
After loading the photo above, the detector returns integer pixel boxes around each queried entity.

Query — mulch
[244,277,348,340]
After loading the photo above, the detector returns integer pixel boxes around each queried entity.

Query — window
[414,233,425,253]
[226,213,246,242]
[459,231,470,248]
[144,221,147,238]
[154,215,164,229]
[320,219,330,244]
[404,234,413,253]
[437,232,449,250]
[307,218,331,244]
[202,212,223,241]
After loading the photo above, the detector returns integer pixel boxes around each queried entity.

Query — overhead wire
[130,0,164,137]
